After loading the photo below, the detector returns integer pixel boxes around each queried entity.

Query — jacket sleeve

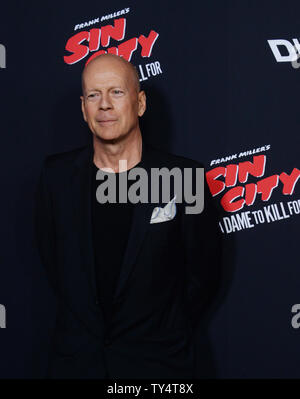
[182,164,222,329]
[34,161,60,296]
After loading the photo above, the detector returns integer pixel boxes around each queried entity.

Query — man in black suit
[35,54,221,379]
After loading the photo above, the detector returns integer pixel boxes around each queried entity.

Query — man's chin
[92,131,126,145]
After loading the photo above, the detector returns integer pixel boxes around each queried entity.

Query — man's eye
[87,93,98,99]
[113,90,123,95]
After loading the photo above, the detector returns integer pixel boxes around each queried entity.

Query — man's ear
[138,90,146,117]
[80,95,87,122]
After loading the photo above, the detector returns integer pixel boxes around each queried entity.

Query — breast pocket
[147,208,181,244]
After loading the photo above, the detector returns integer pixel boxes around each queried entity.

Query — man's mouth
[97,120,117,125]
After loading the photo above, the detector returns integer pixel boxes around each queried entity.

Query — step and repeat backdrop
[0,0,299,378]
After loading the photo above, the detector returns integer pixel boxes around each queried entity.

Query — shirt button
[95,299,99,305]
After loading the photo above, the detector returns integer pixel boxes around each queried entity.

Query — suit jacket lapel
[113,199,153,303]
[71,144,98,303]
[113,141,154,303]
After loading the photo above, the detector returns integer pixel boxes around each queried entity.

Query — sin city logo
[206,155,300,212]
[64,18,159,66]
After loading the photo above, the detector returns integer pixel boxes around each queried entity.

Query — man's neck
[92,132,143,173]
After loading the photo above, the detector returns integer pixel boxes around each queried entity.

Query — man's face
[80,58,146,142]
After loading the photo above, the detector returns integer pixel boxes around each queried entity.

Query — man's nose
[99,92,112,110]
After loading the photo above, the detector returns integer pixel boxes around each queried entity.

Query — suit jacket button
[104,338,112,346]
[95,300,99,305]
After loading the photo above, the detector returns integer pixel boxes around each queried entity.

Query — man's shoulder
[43,144,89,170]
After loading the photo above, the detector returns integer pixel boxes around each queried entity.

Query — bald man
[80,54,145,171]
[35,54,221,379]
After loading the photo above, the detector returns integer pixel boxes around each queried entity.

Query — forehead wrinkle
[83,67,125,93]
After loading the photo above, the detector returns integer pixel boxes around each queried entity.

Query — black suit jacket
[34,140,221,379]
